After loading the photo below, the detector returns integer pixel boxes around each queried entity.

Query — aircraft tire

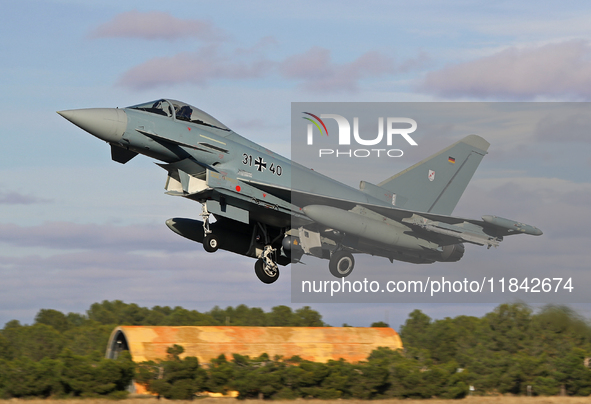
[329,250,355,278]
[203,234,219,253]
[254,259,279,284]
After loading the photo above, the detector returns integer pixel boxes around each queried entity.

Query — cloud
[534,105,591,143]
[279,47,398,93]
[0,250,293,326]
[0,221,294,320]
[89,10,224,41]
[395,51,432,74]
[0,190,50,205]
[234,36,279,56]
[419,40,591,100]
[0,222,185,252]
[118,46,275,89]
[117,44,427,92]
[458,176,591,241]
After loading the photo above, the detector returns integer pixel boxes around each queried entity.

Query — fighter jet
[58,99,542,284]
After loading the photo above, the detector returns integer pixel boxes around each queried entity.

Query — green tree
[484,303,532,354]
[0,334,14,361]
[0,357,61,398]
[267,305,297,326]
[136,345,206,399]
[295,306,325,326]
[62,322,114,356]
[35,309,70,333]
[161,307,217,326]
[4,323,65,361]
[554,348,591,396]
[86,300,123,324]
[207,354,234,394]
[143,306,168,325]
[399,309,432,351]
[66,312,88,327]
[60,349,134,398]
[1,320,22,358]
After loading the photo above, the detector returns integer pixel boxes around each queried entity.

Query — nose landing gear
[254,245,279,284]
[203,233,219,253]
[200,205,218,252]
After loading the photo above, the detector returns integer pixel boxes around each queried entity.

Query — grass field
[4,397,591,404]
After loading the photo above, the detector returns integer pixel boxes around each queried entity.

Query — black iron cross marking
[254,156,267,172]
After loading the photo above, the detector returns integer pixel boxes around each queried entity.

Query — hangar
[106,325,403,364]
[106,326,402,394]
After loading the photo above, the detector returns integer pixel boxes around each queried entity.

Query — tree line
[0,301,325,398]
[134,303,591,399]
[399,303,591,396]
[136,344,469,400]
[0,301,590,398]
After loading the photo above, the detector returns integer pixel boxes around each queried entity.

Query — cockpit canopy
[128,99,230,131]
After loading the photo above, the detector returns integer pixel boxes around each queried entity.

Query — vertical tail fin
[377,135,489,215]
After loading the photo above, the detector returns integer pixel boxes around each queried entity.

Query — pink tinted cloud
[118,46,275,89]
[234,36,279,56]
[420,40,591,100]
[280,47,333,81]
[280,47,397,92]
[0,221,185,252]
[0,190,50,205]
[90,10,224,41]
[117,44,425,92]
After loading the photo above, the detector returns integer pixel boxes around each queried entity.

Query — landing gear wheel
[203,233,219,253]
[254,259,279,284]
[329,251,355,278]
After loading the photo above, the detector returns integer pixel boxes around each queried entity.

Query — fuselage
[58,100,543,283]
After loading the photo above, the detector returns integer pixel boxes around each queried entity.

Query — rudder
[377,135,489,215]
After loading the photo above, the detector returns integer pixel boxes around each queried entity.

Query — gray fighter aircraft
[58,99,542,284]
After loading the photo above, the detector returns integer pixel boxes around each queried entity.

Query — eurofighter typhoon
[58,100,542,284]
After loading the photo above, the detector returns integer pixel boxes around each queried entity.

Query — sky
[1,0,590,330]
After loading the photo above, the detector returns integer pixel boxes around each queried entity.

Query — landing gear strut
[200,204,211,234]
[200,205,219,252]
[329,250,355,278]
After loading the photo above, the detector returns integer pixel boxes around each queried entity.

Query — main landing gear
[253,223,280,284]
[329,250,355,278]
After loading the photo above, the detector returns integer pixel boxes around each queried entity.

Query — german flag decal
[448,156,456,164]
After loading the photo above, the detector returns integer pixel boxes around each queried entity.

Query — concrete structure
[106,325,403,364]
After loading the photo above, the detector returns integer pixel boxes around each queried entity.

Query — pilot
[177,105,193,121]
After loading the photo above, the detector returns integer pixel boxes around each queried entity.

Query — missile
[481,215,543,236]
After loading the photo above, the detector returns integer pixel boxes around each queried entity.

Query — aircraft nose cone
[57,108,127,143]
[530,227,543,236]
